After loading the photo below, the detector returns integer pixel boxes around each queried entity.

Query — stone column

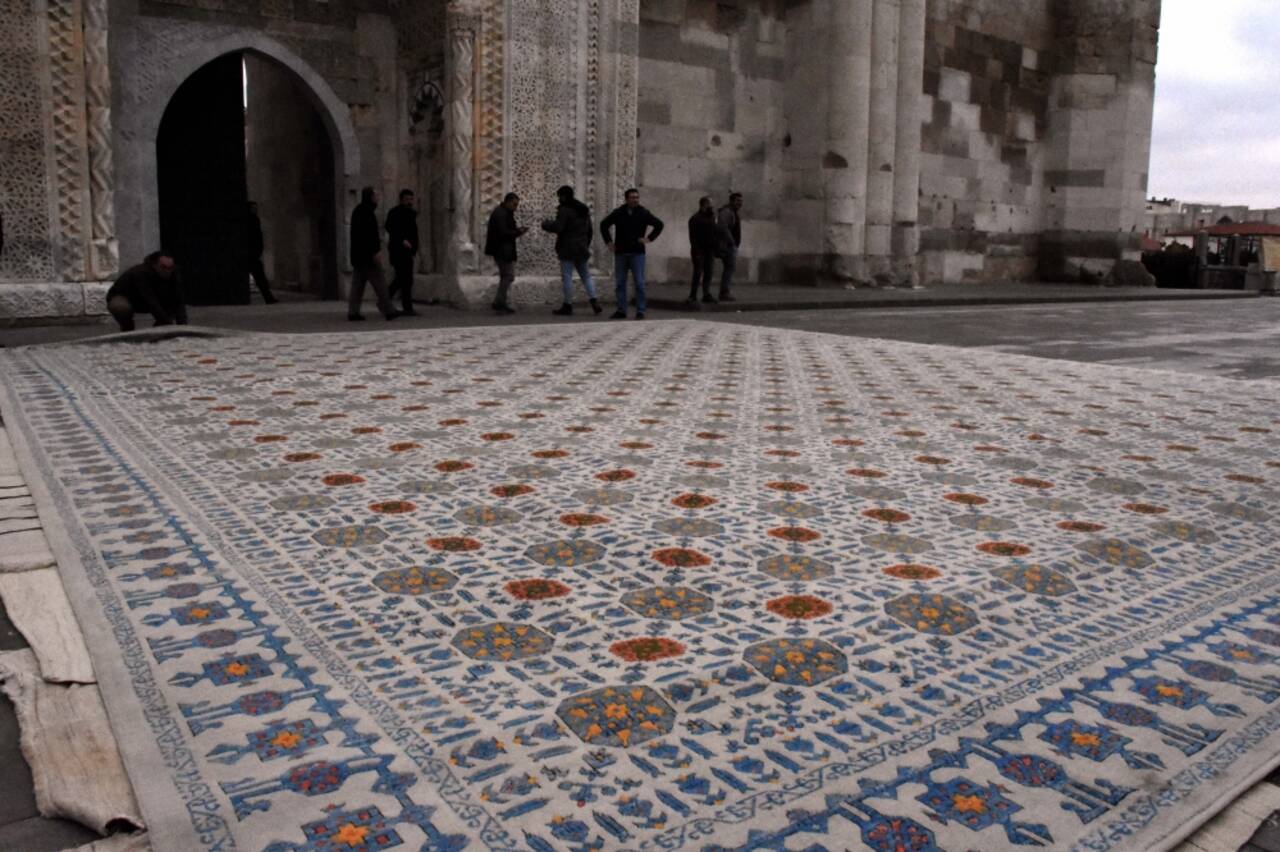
[83,0,118,280]
[446,1,480,277]
[891,0,925,287]
[823,0,874,284]
[864,0,900,285]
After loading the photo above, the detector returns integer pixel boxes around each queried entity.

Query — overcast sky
[1148,0,1279,207]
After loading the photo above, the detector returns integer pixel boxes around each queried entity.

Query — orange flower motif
[952,794,988,815]
[619,441,653,450]
[686,461,723,469]
[610,637,686,662]
[1058,521,1105,532]
[672,494,717,510]
[284,452,321,463]
[438,418,467,426]
[883,563,942,580]
[944,493,987,506]
[651,548,712,568]
[765,595,834,620]
[435,460,473,473]
[228,419,260,427]
[914,455,950,465]
[254,435,288,444]
[1226,474,1265,484]
[1122,503,1168,515]
[977,541,1032,557]
[491,484,535,498]
[533,449,570,459]
[695,432,726,440]
[427,536,482,552]
[766,481,809,492]
[768,527,821,543]
[765,449,801,458]
[322,473,365,487]
[1010,477,1053,489]
[505,578,571,600]
[847,468,887,479]
[559,513,609,527]
[863,508,910,524]
[481,432,515,442]
[351,426,382,434]
[595,469,636,482]
[389,442,421,453]
[832,438,865,447]
[370,500,416,514]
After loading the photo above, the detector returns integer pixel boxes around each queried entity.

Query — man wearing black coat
[541,185,602,317]
[105,251,187,331]
[244,202,278,304]
[687,196,719,307]
[484,192,528,314]
[385,189,420,315]
[600,188,664,320]
[347,187,397,322]
[717,192,744,302]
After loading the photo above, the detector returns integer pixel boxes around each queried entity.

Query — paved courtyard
[1,298,1279,851]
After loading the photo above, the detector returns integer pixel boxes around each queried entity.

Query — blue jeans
[615,253,646,314]
[559,258,598,303]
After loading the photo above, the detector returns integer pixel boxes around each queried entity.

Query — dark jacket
[350,201,381,267]
[688,209,719,254]
[385,204,419,260]
[717,205,742,253]
[106,263,188,325]
[246,212,264,259]
[484,204,522,263]
[600,205,664,255]
[541,199,593,261]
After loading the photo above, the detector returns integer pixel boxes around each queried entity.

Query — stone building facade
[0,0,1159,321]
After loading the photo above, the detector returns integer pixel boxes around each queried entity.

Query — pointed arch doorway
[154,44,352,305]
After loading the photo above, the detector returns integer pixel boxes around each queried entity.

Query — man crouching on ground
[106,251,187,332]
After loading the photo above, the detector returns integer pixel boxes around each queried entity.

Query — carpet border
[0,351,208,852]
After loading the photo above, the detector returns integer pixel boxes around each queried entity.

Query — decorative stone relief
[48,0,90,282]
[611,0,639,202]
[476,0,506,220]
[84,0,117,279]
[0,0,56,283]
[446,2,480,273]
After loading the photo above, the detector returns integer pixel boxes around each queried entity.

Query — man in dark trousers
[717,191,744,302]
[348,187,398,322]
[105,251,187,331]
[686,196,718,308]
[542,185,601,316]
[244,202,278,304]
[385,189,420,315]
[484,192,528,314]
[600,188,663,320]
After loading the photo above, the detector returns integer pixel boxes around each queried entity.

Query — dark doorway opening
[157,52,338,305]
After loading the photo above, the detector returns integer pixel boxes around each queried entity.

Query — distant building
[1145,198,1280,245]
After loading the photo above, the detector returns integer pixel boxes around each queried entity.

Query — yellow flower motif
[952,794,987,814]
[333,823,368,847]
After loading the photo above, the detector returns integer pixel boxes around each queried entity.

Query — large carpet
[1,320,1278,851]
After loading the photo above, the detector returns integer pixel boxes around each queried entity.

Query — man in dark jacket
[245,201,277,304]
[484,193,528,314]
[600,188,664,320]
[385,189,420,315]
[348,187,397,322]
[541,185,601,317]
[717,192,744,302]
[105,251,187,331]
[687,196,718,307]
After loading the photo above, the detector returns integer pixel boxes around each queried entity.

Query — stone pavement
[1,292,1279,850]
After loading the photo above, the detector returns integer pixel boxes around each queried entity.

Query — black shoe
[385,310,401,321]
[635,312,646,320]
[610,310,627,320]
[684,298,701,311]
[402,308,418,316]
[493,303,515,315]
[552,303,573,316]
[719,292,736,302]
[590,299,603,315]
[348,314,366,322]
[264,295,279,305]
[702,293,717,303]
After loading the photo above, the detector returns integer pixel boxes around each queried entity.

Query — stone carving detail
[48,0,90,282]
[583,0,602,208]
[476,0,506,221]
[83,0,117,279]
[612,0,639,200]
[447,3,480,272]
[0,0,56,283]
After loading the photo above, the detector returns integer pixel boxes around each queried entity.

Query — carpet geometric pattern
[1,321,1278,851]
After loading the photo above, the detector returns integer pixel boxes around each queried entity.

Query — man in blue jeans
[600,188,664,320]
[542,185,602,316]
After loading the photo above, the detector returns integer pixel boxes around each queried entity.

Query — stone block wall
[635,0,787,286]
[918,0,1055,284]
